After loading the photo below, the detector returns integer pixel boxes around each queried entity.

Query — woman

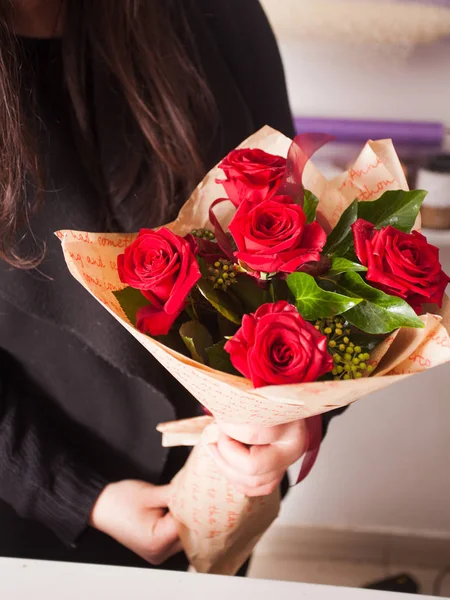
[0,0,344,571]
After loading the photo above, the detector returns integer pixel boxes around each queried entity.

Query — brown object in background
[417,155,450,231]
[421,206,450,230]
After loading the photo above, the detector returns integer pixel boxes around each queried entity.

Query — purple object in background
[294,117,445,148]
[404,0,450,5]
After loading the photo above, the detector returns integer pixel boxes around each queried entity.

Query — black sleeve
[0,350,108,546]
[201,0,296,139]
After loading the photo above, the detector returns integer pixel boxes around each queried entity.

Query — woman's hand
[89,480,182,565]
[209,420,308,497]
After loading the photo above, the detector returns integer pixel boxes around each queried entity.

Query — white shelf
[1,558,419,600]
[421,228,450,248]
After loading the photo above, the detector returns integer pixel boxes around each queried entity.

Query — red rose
[225,301,333,388]
[218,148,287,207]
[228,196,326,274]
[118,228,201,336]
[352,219,450,314]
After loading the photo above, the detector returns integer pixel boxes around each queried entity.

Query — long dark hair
[0,0,214,267]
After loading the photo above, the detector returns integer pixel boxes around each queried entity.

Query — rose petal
[226,301,333,387]
[352,220,374,265]
[136,304,182,337]
[353,223,450,313]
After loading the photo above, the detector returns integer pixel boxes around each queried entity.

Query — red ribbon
[295,415,323,485]
[208,198,235,260]
[281,132,334,203]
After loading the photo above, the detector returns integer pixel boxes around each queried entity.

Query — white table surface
[0,558,439,600]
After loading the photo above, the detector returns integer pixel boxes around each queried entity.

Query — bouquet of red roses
[58,127,450,575]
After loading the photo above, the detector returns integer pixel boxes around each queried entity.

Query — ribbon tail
[295,415,323,485]
[209,198,235,259]
[281,133,334,204]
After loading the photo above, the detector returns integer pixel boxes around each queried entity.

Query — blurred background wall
[260,0,450,539]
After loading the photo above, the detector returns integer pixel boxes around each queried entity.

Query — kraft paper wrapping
[57,127,450,575]
[156,417,281,575]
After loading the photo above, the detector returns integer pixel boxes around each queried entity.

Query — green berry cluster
[207,259,237,292]
[191,228,215,241]
[315,317,374,381]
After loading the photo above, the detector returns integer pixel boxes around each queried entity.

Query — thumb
[144,483,175,509]
[217,421,284,445]
[152,511,180,549]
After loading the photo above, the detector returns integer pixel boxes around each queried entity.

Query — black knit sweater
[0,0,344,569]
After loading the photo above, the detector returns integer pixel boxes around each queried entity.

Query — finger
[144,484,174,509]
[169,539,184,556]
[150,511,180,552]
[216,421,289,446]
[234,480,283,498]
[209,443,283,490]
[148,538,184,566]
[166,538,184,558]
[217,428,307,476]
[218,420,309,449]
[217,433,293,476]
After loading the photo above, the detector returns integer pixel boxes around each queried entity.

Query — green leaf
[196,278,242,325]
[270,278,291,303]
[230,274,269,313]
[349,332,387,354]
[157,331,191,356]
[185,296,199,322]
[338,272,424,334]
[185,305,196,321]
[323,190,427,261]
[206,341,241,376]
[198,257,209,279]
[218,315,240,339]
[303,190,319,224]
[357,189,427,233]
[323,200,358,257]
[287,272,362,320]
[113,287,151,328]
[328,257,368,277]
[179,321,214,364]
